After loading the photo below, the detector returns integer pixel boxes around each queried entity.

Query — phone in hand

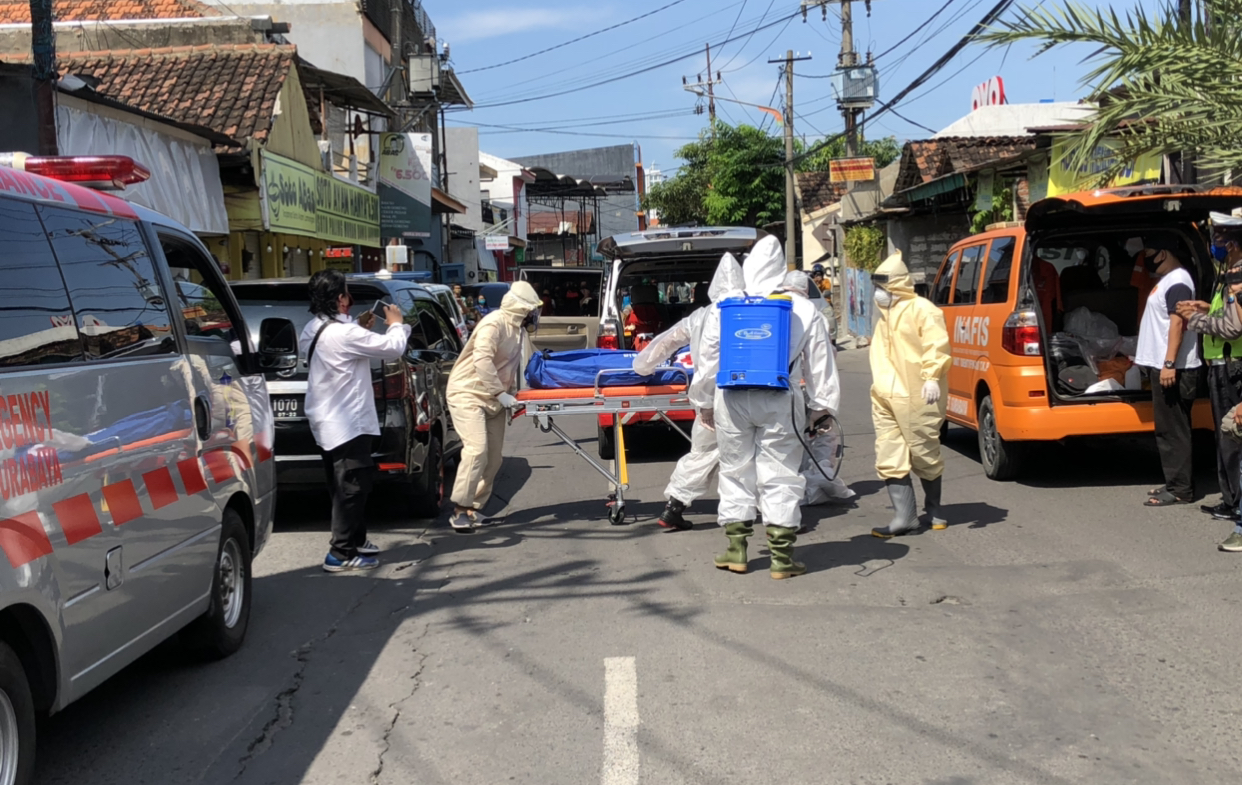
[371,299,391,317]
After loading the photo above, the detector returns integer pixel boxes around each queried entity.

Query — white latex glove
[497,392,519,409]
[698,408,715,431]
[922,380,941,405]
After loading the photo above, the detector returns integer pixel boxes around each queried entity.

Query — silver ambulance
[0,154,296,785]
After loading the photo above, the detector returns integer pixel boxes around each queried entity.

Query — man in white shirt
[300,270,411,572]
[1135,235,1203,507]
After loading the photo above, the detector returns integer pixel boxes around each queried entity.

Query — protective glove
[497,392,519,409]
[698,408,715,431]
[809,410,832,435]
[922,380,941,406]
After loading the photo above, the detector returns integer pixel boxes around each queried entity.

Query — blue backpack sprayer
[715,294,843,481]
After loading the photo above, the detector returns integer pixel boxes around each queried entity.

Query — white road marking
[602,656,639,785]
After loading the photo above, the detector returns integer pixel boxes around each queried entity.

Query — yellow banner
[261,152,380,247]
[1047,139,1162,197]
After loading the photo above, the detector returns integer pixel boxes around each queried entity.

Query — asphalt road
[33,346,1242,785]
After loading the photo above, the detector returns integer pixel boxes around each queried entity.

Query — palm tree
[980,0,1242,184]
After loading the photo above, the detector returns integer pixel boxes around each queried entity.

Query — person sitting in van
[1032,256,1063,329]
[1136,236,1202,507]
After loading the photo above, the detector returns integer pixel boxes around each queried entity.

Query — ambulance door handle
[194,394,211,440]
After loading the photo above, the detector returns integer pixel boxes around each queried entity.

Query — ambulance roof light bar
[0,153,151,190]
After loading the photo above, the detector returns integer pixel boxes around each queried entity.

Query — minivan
[930,185,1239,479]
[0,154,295,784]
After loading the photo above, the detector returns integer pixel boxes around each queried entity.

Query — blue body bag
[715,295,793,390]
[525,348,692,389]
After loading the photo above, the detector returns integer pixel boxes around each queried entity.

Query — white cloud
[440,7,608,43]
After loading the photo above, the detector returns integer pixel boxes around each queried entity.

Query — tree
[644,121,787,227]
[798,135,902,173]
[980,0,1242,183]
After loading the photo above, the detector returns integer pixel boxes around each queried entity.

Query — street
[32,345,1242,785]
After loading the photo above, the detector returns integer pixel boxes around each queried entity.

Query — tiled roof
[894,136,1036,193]
[3,44,296,143]
[0,0,216,23]
[796,172,849,213]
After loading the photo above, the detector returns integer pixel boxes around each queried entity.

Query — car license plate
[272,395,304,419]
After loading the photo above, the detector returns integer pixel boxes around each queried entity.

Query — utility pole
[30,0,57,155]
[802,1,881,157]
[769,50,812,267]
[682,46,721,140]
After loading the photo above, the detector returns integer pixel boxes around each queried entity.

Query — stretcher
[514,368,693,525]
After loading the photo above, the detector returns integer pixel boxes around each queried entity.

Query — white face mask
[873,288,895,308]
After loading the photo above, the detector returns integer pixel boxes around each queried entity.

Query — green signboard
[262,152,380,247]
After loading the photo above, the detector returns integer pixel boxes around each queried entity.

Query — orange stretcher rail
[516,384,687,401]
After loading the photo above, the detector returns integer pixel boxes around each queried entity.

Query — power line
[719,10,798,74]
[872,0,958,62]
[888,106,938,134]
[458,0,691,74]
[449,109,691,129]
[716,0,775,72]
[469,9,803,109]
[464,120,700,141]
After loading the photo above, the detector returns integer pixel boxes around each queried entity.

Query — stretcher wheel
[608,503,627,526]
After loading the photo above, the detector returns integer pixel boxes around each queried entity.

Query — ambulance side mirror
[257,318,298,371]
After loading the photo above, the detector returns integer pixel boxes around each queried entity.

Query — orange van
[931,185,1242,479]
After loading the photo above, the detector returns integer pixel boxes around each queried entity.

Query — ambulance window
[160,236,242,354]
[932,251,960,306]
[980,237,1016,304]
[954,245,985,305]
[0,200,84,367]
[40,207,175,361]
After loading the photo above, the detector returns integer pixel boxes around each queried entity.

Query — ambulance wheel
[608,503,627,526]
[0,641,36,785]
[598,422,616,460]
[185,509,252,659]
[977,394,1023,481]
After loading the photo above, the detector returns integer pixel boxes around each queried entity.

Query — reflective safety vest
[1202,290,1242,360]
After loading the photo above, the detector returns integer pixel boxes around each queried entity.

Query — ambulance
[0,154,296,784]
[931,185,1242,479]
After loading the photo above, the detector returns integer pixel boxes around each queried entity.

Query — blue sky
[422,0,1152,174]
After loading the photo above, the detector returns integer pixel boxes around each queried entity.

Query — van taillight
[598,320,619,350]
[1001,310,1041,356]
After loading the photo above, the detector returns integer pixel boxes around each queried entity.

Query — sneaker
[1219,533,1242,553]
[472,514,500,529]
[449,511,475,533]
[1201,502,1239,520]
[323,554,379,573]
[357,540,380,556]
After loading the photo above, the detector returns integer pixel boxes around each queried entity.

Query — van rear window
[0,200,83,367]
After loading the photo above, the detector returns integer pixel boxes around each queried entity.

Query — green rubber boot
[767,525,807,580]
[714,521,754,573]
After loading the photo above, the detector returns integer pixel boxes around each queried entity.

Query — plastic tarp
[56,102,229,235]
[525,348,692,389]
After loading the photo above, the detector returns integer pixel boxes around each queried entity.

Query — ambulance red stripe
[177,457,208,496]
[102,480,143,526]
[203,449,235,484]
[0,511,53,569]
[53,493,102,545]
[142,466,179,510]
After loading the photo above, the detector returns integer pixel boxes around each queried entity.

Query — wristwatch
[1164,360,1176,369]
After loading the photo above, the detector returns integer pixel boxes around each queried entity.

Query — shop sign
[1047,138,1161,197]
[261,152,381,246]
[378,132,433,238]
[484,235,509,251]
[829,157,875,183]
[971,76,1006,112]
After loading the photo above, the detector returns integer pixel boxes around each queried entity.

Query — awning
[298,59,395,117]
[440,69,473,108]
[432,187,467,214]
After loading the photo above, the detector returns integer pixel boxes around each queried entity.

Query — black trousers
[1207,361,1242,508]
[1147,366,1201,499]
[322,434,375,560]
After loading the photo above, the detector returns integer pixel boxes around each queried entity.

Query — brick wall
[886,213,971,285]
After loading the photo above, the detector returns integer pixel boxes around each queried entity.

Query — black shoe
[1201,502,1239,521]
[657,499,692,531]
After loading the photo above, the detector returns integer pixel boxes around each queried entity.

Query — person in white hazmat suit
[779,270,856,507]
[631,253,746,530]
[446,281,544,532]
[695,237,840,579]
[868,252,952,538]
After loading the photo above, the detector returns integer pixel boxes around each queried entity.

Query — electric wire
[716,0,776,72]
[458,0,692,74]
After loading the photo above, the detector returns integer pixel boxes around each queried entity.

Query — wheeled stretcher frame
[513,369,693,525]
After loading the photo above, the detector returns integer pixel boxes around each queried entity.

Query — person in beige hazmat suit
[869,252,952,538]
[446,281,543,532]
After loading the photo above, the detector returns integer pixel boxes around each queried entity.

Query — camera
[1224,269,1242,286]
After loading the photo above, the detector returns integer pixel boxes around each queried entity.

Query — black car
[230,276,462,516]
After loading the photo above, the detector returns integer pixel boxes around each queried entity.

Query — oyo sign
[971,76,1006,111]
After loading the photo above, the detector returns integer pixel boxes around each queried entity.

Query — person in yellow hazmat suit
[869,251,952,538]
[446,280,544,532]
